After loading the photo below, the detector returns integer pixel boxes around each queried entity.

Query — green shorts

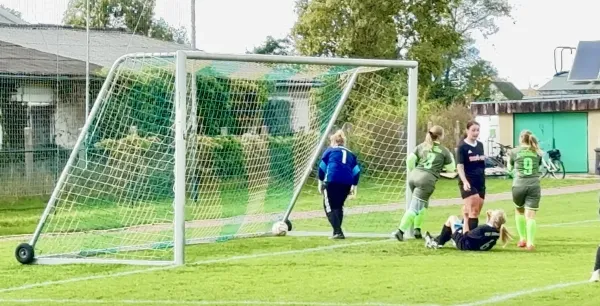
[408,170,437,204]
[512,185,541,210]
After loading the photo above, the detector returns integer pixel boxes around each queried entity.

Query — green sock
[515,214,527,241]
[526,219,537,246]
[398,210,417,232]
[414,208,427,229]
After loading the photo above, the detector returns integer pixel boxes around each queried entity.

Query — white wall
[475,115,500,156]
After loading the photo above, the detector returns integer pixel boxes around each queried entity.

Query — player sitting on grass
[394,125,455,241]
[424,209,512,251]
[318,129,361,240]
[507,130,542,251]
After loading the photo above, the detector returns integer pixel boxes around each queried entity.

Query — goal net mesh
[32,55,410,263]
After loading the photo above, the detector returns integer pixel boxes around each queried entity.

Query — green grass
[0,177,593,237]
[0,180,599,305]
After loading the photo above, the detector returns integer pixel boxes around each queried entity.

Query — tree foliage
[63,0,188,44]
[249,36,294,55]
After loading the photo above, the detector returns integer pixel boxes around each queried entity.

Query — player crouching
[424,209,512,251]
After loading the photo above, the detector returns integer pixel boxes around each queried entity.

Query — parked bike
[541,148,565,179]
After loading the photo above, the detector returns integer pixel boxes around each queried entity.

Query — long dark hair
[461,120,480,139]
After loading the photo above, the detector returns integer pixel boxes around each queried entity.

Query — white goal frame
[24,51,418,266]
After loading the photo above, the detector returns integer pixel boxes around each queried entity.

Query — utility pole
[191,0,196,49]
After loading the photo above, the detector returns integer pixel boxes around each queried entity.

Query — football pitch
[0,178,599,306]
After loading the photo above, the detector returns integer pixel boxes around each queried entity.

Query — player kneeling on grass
[318,129,360,240]
[424,209,512,251]
[507,130,542,251]
[394,125,455,241]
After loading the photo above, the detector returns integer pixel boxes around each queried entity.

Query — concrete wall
[587,110,600,173]
[498,114,513,148]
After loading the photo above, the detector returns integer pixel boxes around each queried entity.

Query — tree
[0,4,23,19]
[63,0,188,44]
[249,36,294,55]
[292,0,463,87]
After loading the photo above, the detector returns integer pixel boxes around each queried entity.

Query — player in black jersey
[589,194,600,282]
[424,209,512,251]
[456,120,487,233]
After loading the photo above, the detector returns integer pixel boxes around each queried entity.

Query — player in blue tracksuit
[318,129,361,239]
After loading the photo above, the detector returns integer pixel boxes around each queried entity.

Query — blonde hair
[519,130,542,155]
[486,209,513,246]
[424,125,444,150]
[329,129,346,146]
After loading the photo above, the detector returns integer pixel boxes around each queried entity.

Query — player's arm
[350,155,361,197]
[406,146,419,172]
[317,150,330,194]
[443,150,456,173]
[456,145,469,185]
[506,150,514,172]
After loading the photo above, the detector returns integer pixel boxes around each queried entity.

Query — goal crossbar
[22,51,419,266]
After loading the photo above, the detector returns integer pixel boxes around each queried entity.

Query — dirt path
[2,183,598,243]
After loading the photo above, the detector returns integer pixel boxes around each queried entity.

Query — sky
[0,0,598,90]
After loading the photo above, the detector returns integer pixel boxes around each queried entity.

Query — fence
[0,0,192,199]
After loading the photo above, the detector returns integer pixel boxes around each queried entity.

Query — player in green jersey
[394,125,456,241]
[507,130,542,251]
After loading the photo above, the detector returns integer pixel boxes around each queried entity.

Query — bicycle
[485,142,512,177]
[541,148,565,179]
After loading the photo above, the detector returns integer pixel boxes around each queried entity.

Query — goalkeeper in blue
[318,129,360,239]
[394,125,456,241]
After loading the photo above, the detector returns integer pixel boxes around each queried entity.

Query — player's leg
[395,175,420,241]
[459,179,481,232]
[512,186,528,248]
[325,182,351,239]
[322,184,335,234]
[426,215,460,248]
[413,176,436,239]
[590,245,600,282]
[524,185,541,251]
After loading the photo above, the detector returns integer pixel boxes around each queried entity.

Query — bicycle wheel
[552,159,566,179]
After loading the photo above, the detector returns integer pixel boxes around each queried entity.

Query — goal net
[21,52,418,265]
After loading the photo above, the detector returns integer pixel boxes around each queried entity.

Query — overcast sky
[0,0,597,89]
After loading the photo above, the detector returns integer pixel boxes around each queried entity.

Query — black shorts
[323,182,352,212]
[459,176,486,199]
[451,231,471,251]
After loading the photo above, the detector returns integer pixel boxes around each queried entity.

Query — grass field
[0,178,599,305]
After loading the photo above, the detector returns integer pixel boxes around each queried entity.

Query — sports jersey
[318,146,360,186]
[462,224,500,251]
[456,139,486,179]
[413,143,454,179]
[509,146,542,187]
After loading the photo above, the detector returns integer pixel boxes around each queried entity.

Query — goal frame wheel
[15,243,35,265]
[284,219,293,231]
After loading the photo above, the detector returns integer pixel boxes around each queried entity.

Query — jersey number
[479,240,494,251]
[424,153,436,169]
[522,157,533,175]
[341,150,347,164]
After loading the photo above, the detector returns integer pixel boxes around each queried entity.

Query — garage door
[513,112,588,173]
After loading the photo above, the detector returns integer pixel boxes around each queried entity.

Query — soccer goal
[15,51,418,266]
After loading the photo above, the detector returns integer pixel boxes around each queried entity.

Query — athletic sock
[398,210,417,232]
[515,213,527,241]
[414,208,428,230]
[434,225,453,246]
[594,246,600,271]
[526,218,537,246]
[332,209,344,235]
[467,218,479,231]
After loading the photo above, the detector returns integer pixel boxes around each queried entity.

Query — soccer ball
[271,221,288,236]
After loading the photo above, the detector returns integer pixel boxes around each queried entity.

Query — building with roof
[471,41,600,174]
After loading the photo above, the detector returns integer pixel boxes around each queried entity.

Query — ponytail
[519,130,542,155]
[330,129,346,146]
[423,125,444,150]
[499,224,513,246]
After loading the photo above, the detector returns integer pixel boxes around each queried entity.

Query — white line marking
[540,219,600,227]
[0,298,438,306]
[0,239,392,294]
[453,280,589,306]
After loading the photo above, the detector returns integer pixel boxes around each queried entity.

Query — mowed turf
[0,181,599,305]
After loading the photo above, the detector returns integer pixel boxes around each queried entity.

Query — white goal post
[15,51,418,266]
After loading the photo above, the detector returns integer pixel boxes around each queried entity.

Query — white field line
[0,239,392,294]
[0,298,440,306]
[453,280,590,306]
